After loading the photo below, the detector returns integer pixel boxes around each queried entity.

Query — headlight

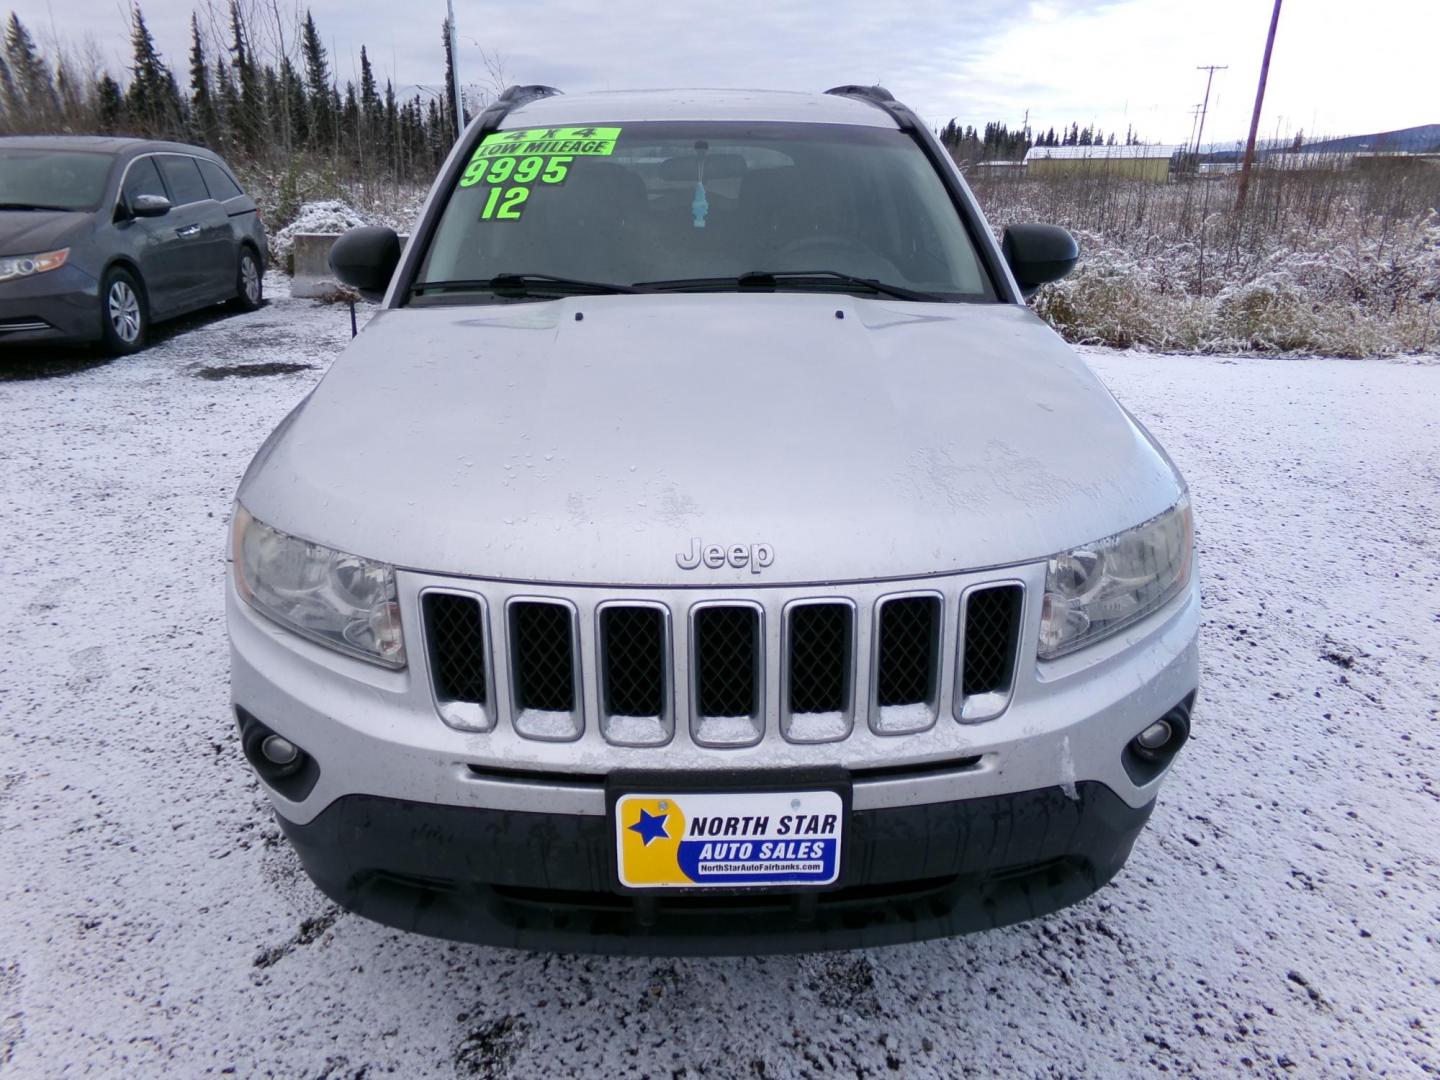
[1038,494,1192,660]
[231,505,405,668]
[0,247,69,283]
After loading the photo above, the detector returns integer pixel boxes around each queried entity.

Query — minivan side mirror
[1001,224,1079,299]
[329,226,401,303]
[131,193,172,218]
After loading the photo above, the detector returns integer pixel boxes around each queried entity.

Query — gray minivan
[0,136,266,353]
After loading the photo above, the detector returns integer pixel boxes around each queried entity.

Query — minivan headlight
[231,505,405,668]
[0,247,69,283]
[1038,494,1192,660]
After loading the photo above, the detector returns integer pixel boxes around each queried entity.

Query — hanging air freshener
[692,140,709,228]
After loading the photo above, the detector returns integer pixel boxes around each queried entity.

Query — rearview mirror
[1002,224,1079,299]
[329,226,401,303]
[131,193,171,218]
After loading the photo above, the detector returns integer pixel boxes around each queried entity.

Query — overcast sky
[13,0,1437,145]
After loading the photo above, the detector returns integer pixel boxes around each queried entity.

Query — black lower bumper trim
[278,782,1153,955]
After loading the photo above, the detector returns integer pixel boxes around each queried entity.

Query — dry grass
[971,161,1440,357]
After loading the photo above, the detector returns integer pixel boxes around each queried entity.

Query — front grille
[962,585,1022,697]
[421,579,1025,747]
[509,602,578,739]
[692,605,761,744]
[423,593,488,705]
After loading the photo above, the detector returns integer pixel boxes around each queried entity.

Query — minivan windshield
[413,121,993,302]
[0,149,112,212]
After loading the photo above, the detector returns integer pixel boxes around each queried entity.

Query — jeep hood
[239,293,1183,586]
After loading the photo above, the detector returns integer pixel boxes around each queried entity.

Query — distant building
[1023,144,1182,182]
[969,160,1027,177]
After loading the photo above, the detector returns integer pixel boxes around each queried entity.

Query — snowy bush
[269,200,369,273]
[976,167,1440,358]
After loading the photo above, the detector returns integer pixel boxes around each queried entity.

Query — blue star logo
[627,807,670,846]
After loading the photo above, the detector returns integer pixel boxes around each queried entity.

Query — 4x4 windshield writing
[414,121,993,302]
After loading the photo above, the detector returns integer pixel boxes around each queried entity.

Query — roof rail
[823,84,916,132]
[470,84,562,138]
[824,84,895,103]
[497,84,561,106]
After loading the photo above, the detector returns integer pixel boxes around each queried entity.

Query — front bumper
[0,265,101,345]
[278,780,1153,955]
[231,562,1199,952]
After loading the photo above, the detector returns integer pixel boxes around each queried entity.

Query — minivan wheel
[100,268,147,355]
[234,248,263,311]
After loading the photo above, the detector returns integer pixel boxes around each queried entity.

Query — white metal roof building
[1022,144,1183,163]
[1024,143,1183,181]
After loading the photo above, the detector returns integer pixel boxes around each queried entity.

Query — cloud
[10,0,1436,143]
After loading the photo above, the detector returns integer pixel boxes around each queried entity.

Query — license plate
[614,789,843,890]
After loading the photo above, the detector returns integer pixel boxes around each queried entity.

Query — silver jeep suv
[228,85,1198,954]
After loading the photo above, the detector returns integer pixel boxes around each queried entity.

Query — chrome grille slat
[691,604,763,746]
[424,593,488,705]
[783,601,854,743]
[508,600,582,741]
[599,604,671,746]
[870,594,942,735]
[962,585,1022,696]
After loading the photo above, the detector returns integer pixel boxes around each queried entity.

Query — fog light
[1135,720,1173,751]
[260,734,300,765]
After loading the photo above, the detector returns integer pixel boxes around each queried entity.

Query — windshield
[414,121,993,302]
[0,149,112,212]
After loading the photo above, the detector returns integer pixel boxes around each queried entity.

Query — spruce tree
[383,78,398,174]
[441,18,464,141]
[341,79,359,159]
[0,53,19,125]
[214,56,239,148]
[279,56,306,148]
[95,73,124,133]
[126,7,183,138]
[359,46,379,127]
[189,14,220,147]
[229,2,263,154]
[4,14,60,130]
[300,11,332,152]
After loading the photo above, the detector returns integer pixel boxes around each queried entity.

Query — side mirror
[1002,224,1079,299]
[329,226,401,303]
[131,193,171,218]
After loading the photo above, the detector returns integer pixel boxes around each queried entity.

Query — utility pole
[1193,64,1227,157]
[1187,104,1204,163]
[1236,0,1283,212]
[446,0,463,141]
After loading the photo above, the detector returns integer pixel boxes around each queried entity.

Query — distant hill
[1199,123,1440,162]
[1301,124,1440,154]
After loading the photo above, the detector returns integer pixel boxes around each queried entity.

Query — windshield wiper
[634,270,944,302]
[411,273,639,297]
[0,202,74,212]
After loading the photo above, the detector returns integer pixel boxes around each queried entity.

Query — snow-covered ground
[1,285,1437,1077]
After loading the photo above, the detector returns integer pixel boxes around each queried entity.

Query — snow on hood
[238,292,1184,585]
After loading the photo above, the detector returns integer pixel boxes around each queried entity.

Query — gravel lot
[1,284,1437,1078]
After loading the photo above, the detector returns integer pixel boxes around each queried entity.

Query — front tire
[100,268,147,355]
[234,247,263,311]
